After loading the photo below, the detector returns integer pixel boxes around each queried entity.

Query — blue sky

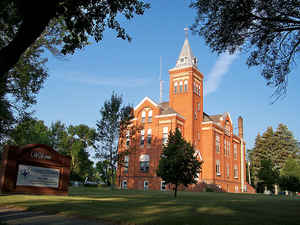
[35,1,300,151]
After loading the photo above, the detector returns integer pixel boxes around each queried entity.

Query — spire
[175,28,198,69]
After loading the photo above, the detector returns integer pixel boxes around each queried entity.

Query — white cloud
[204,52,238,96]
[58,72,153,88]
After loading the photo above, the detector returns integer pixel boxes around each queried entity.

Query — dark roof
[159,102,184,118]
[203,113,223,122]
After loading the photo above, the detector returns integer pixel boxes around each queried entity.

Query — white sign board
[16,164,60,188]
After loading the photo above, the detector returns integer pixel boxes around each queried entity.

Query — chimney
[238,116,243,139]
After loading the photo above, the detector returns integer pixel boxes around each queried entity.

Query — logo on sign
[31,151,52,160]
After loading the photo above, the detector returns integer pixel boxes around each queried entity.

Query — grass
[1,187,300,225]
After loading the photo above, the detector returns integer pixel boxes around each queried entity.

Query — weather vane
[184,27,189,39]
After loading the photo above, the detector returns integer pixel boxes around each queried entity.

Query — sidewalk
[0,206,107,225]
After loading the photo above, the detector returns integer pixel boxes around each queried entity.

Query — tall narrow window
[184,80,188,92]
[124,155,129,173]
[141,111,146,123]
[226,164,230,178]
[144,180,149,190]
[147,129,152,145]
[234,144,237,160]
[126,130,130,147]
[194,82,196,93]
[140,129,145,146]
[216,160,221,175]
[162,127,168,144]
[140,154,149,172]
[216,135,220,153]
[148,110,152,123]
[179,81,183,93]
[234,165,238,178]
[198,85,201,96]
[174,82,178,94]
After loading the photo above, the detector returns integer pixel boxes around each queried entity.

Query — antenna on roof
[160,56,163,103]
[184,27,189,39]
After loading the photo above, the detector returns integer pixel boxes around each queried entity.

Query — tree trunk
[0,11,53,78]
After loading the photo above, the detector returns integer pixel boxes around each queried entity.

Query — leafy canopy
[157,128,202,197]
[190,0,300,100]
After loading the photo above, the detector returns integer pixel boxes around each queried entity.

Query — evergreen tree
[257,159,279,192]
[248,124,300,190]
[157,128,202,198]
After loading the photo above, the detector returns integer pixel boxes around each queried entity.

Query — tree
[248,124,300,188]
[257,159,279,192]
[7,118,53,146]
[95,92,134,189]
[96,160,112,186]
[157,128,202,198]
[0,18,64,142]
[278,175,300,193]
[190,0,300,100]
[0,0,150,79]
[281,157,300,179]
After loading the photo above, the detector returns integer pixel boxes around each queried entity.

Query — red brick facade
[117,37,255,193]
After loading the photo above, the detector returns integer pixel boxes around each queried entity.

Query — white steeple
[175,28,198,69]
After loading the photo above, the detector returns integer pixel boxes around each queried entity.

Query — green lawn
[1,187,300,225]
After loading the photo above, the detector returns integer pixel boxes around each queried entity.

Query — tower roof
[174,29,198,69]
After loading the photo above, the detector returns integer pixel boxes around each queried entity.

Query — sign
[16,164,60,188]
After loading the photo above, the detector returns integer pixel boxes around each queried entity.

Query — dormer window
[174,82,178,94]
[184,80,188,92]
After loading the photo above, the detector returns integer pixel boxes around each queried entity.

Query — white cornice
[134,96,159,111]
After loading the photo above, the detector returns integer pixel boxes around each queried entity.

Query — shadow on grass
[1,189,300,225]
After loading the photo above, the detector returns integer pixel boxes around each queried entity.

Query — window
[224,139,227,156]
[148,110,152,123]
[193,82,196,93]
[234,144,237,160]
[235,185,239,192]
[162,127,168,144]
[216,160,221,176]
[226,164,230,178]
[122,180,127,189]
[197,103,200,112]
[184,80,188,92]
[140,129,145,146]
[174,82,178,94]
[147,129,152,145]
[234,165,238,178]
[216,135,220,153]
[228,141,231,155]
[141,111,146,123]
[194,111,197,120]
[124,155,129,173]
[179,81,183,93]
[198,85,201,96]
[144,180,149,190]
[126,130,130,147]
[161,181,166,191]
[140,154,149,172]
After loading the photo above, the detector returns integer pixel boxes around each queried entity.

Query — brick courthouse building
[117,34,254,193]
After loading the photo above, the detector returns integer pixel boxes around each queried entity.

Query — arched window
[184,80,188,92]
[174,82,178,94]
[124,156,129,173]
[147,129,152,145]
[140,154,149,172]
[141,111,146,123]
[148,110,152,122]
[179,81,183,93]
